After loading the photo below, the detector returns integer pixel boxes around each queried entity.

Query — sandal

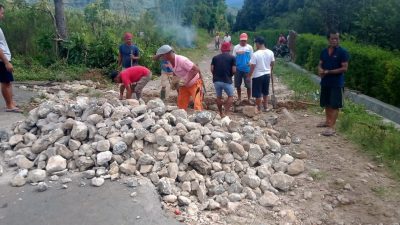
[5,107,23,113]
[321,128,336,136]
[316,122,328,128]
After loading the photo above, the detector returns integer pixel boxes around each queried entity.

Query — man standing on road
[154,45,204,111]
[233,33,253,103]
[317,31,349,136]
[247,37,275,112]
[0,4,20,113]
[211,42,236,117]
[214,33,220,50]
[110,66,152,100]
[223,32,231,44]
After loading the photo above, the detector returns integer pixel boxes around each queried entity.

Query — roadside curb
[287,62,400,127]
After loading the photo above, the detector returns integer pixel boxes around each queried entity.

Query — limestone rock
[27,169,46,183]
[287,159,305,175]
[259,191,279,207]
[270,172,294,192]
[46,155,67,173]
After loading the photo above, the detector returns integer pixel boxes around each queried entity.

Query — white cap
[156,45,173,57]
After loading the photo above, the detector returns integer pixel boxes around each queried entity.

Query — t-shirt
[320,46,349,87]
[172,54,199,87]
[120,66,150,87]
[211,53,236,84]
[233,44,253,73]
[161,60,173,73]
[223,35,231,43]
[250,49,275,78]
[119,44,139,68]
[0,27,11,61]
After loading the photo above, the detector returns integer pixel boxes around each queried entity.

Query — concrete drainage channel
[287,62,400,128]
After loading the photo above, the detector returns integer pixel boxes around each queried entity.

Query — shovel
[270,73,277,109]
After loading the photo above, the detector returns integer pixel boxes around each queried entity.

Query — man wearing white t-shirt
[247,37,275,112]
[223,33,231,44]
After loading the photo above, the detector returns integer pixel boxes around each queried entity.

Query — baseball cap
[155,45,173,58]
[220,42,231,52]
[239,33,248,41]
[124,32,133,40]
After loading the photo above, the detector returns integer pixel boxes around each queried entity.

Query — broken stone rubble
[0,96,305,213]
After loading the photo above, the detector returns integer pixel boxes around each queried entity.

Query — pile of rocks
[0,95,305,211]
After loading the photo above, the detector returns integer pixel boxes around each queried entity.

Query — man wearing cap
[155,45,203,111]
[118,32,140,100]
[248,37,275,112]
[232,33,253,103]
[211,42,236,117]
[110,66,152,100]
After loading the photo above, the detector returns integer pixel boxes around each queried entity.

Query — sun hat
[239,33,248,41]
[220,42,231,52]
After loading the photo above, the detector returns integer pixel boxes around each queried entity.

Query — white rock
[27,169,47,183]
[46,155,67,173]
[91,177,105,187]
[97,151,113,165]
[71,121,88,141]
[259,191,279,207]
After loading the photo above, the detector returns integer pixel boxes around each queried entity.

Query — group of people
[214,32,232,50]
[211,33,275,117]
[109,30,349,137]
[0,0,348,137]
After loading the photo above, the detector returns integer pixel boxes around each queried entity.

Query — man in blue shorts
[0,4,21,113]
[248,37,275,112]
[318,31,349,136]
[233,33,253,103]
[211,42,236,117]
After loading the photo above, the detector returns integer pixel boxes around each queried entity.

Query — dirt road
[191,42,400,224]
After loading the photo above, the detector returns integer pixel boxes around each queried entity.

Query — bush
[295,33,400,107]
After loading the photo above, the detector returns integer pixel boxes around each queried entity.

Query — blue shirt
[233,44,253,73]
[161,60,173,73]
[320,46,349,87]
[119,44,139,68]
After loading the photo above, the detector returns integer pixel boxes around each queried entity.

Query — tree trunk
[54,0,68,40]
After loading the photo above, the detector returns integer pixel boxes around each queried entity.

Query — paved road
[0,86,181,225]
[0,174,181,225]
[0,86,34,130]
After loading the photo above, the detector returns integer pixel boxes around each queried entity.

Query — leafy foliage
[233,0,400,50]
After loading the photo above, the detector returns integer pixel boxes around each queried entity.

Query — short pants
[320,86,344,109]
[252,74,270,98]
[234,70,251,89]
[134,72,151,95]
[214,81,234,97]
[0,61,14,83]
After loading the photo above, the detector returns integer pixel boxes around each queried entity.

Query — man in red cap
[233,33,253,104]
[211,42,236,117]
[117,32,140,99]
